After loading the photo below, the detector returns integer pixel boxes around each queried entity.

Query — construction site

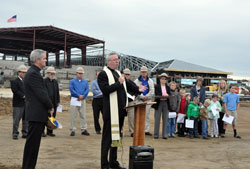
[1,26,250,169]
[1,26,250,94]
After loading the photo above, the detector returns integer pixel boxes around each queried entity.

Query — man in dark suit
[44,66,60,137]
[98,53,145,169]
[22,49,53,169]
[10,65,28,140]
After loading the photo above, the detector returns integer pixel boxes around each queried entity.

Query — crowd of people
[10,50,241,169]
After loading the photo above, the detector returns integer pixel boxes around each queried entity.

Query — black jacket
[44,77,60,106]
[152,84,171,110]
[98,67,141,121]
[24,65,53,123]
[11,77,25,107]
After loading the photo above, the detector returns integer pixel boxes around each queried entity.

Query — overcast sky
[1,0,250,76]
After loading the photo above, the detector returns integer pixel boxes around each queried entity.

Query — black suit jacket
[98,67,142,121]
[152,84,171,110]
[24,65,53,123]
[44,77,60,106]
[98,67,127,121]
[11,77,25,107]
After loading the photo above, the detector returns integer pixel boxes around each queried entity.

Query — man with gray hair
[10,65,28,140]
[98,53,145,169]
[22,49,54,169]
[43,66,60,137]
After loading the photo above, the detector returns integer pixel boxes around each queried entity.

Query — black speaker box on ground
[129,145,154,169]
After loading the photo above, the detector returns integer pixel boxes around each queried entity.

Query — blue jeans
[168,118,176,135]
[201,120,208,137]
[189,117,198,137]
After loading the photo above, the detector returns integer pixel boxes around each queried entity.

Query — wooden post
[133,104,146,146]
[126,102,155,146]
[67,48,71,66]
[33,29,36,50]
[64,33,67,68]
[81,46,86,65]
[56,52,60,67]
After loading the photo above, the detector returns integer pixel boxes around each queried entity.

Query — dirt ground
[1,90,250,169]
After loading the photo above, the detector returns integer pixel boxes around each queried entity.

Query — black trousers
[198,120,202,135]
[218,112,224,134]
[177,120,186,136]
[101,115,125,169]
[92,98,103,132]
[22,121,45,169]
[47,105,57,134]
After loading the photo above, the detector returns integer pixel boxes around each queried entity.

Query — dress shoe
[96,131,101,134]
[47,133,56,137]
[203,136,209,139]
[22,135,27,139]
[162,137,167,139]
[70,131,75,136]
[81,130,90,136]
[13,135,18,140]
[145,132,152,136]
[130,133,133,137]
[110,164,126,169]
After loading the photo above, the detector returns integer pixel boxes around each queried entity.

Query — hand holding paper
[211,105,219,117]
[185,119,194,128]
[177,113,185,123]
[56,104,62,112]
[222,114,234,124]
[70,97,81,106]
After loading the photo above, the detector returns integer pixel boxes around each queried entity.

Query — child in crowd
[168,81,180,138]
[208,94,222,138]
[187,96,200,139]
[177,89,189,137]
[200,99,211,139]
[224,85,241,138]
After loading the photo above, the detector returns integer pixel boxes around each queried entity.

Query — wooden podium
[126,102,156,146]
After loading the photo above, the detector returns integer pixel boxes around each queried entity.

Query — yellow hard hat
[47,117,58,130]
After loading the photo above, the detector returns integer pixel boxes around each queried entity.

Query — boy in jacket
[187,96,200,139]
[200,99,211,139]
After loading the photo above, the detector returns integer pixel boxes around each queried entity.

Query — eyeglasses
[111,59,119,61]
[125,74,130,76]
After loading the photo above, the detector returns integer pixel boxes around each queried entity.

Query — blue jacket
[91,79,103,98]
[69,77,89,99]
